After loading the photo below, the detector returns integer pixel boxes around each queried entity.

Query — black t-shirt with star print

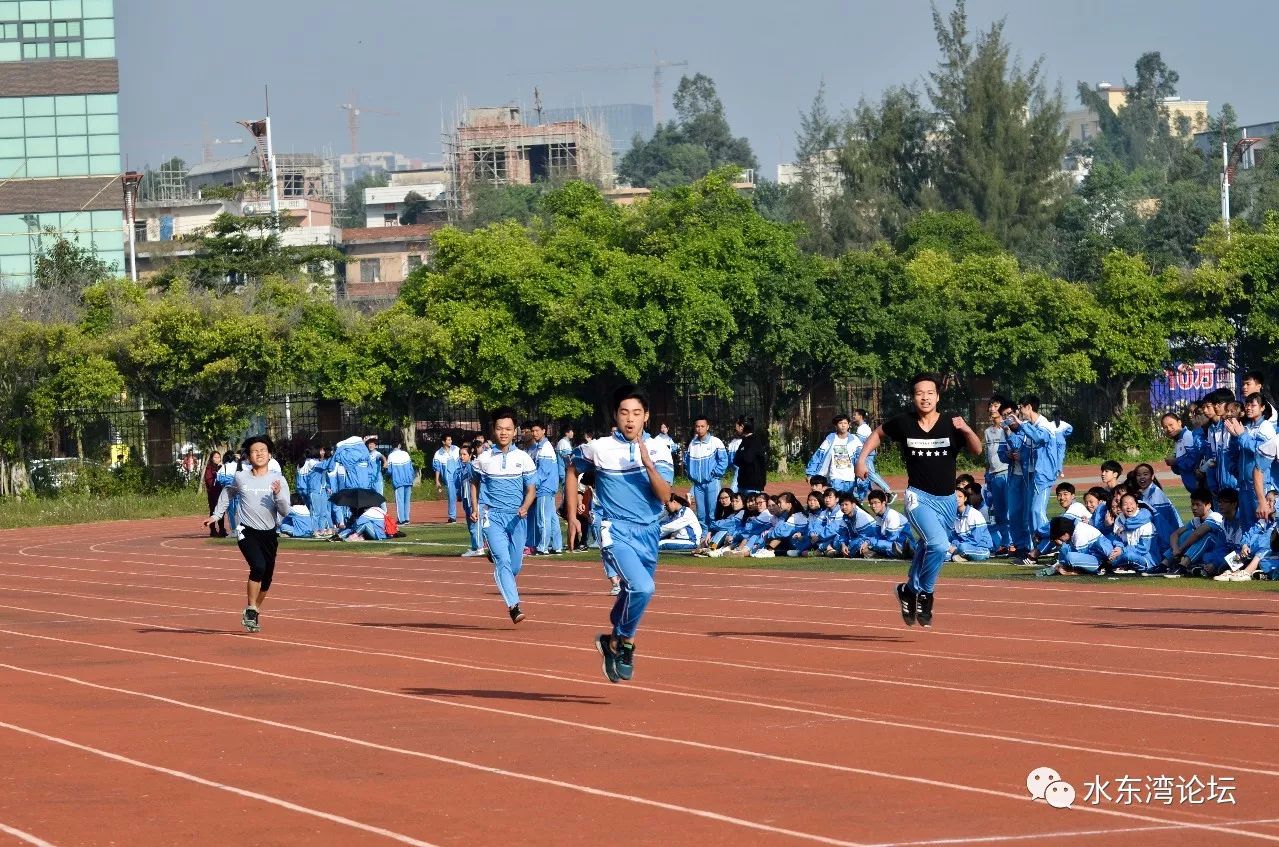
[881,413,966,497]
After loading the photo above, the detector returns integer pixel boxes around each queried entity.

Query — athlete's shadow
[402,687,608,705]
[705,630,909,643]
[357,622,504,631]
[1096,607,1269,616]
[135,628,240,635]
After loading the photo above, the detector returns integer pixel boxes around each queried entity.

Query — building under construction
[445,106,611,217]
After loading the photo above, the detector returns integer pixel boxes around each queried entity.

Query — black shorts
[237,527,279,591]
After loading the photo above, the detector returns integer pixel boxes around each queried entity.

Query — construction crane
[339,96,400,155]
[510,56,690,124]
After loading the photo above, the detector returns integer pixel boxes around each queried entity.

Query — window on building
[282,172,304,197]
[407,254,423,271]
[359,259,380,284]
[133,219,147,243]
[383,212,398,226]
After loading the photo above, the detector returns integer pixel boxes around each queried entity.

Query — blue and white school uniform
[1176,509,1226,566]
[1058,521,1115,574]
[1141,484,1183,555]
[573,432,674,640]
[1018,418,1057,542]
[857,421,893,493]
[305,458,333,533]
[836,507,877,556]
[474,445,537,609]
[344,505,388,541]
[1238,420,1279,525]
[708,509,744,548]
[279,504,314,537]
[387,448,416,524]
[368,447,386,497]
[659,507,704,552]
[726,436,742,492]
[685,434,728,525]
[555,436,574,490]
[1111,509,1159,572]
[1168,426,1201,493]
[983,425,1010,549]
[763,510,807,553]
[806,432,869,498]
[741,509,776,553]
[457,461,484,553]
[806,506,843,554]
[432,444,462,521]
[1205,420,1239,497]
[529,437,563,553]
[950,504,993,560]
[328,462,348,527]
[866,508,912,558]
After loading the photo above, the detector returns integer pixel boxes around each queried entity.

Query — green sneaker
[241,607,260,633]
[595,634,621,683]
[616,641,635,681]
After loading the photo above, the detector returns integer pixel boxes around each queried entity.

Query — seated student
[278,493,314,538]
[834,493,877,558]
[1215,489,1273,580]
[800,487,843,556]
[700,491,746,557]
[337,505,389,542]
[785,491,828,557]
[1105,492,1162,575]
[754,492,807,558]
[1056,482,1092,524]
[860,489,912,559]
[1228,527,1279,581]
[1093,484,1127,536]
[1163,489,1224,573]
[1099,460,1123,496]
[950,482,993,562]
[658,493,704,552]
[1130,463,1183,554]
[1042,515,1116,576]
[723,492,773,557]
[695,488,736,548]
[1082,487,1107,525]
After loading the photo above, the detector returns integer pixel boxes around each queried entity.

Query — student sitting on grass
[724,492,774,557]
[860,489,912,559]
[949,481,993,562]
[753,492,806,558]
[1215,489,1276,581]
[1106,492,1161,575]
[702,491,747,558]
[278,493,314,538]
[795,489,841,556]
[835,494,877,558]
[1163,489,1223,574]
[337,505,389,542]
[658,493,703,552]
[1041,515,1116,576]
[1056,482,1092,524]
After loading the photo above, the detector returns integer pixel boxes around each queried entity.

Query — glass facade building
[0,0,121,287]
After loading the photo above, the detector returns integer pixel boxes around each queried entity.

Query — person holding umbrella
[328,485,389,541]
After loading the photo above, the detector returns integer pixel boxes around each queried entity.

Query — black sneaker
[616,641,635,681]
[595,633,621,683]
[916,592,934,628]
[241,607,260,633]
[895,583,917,627]
[508,604,525,624]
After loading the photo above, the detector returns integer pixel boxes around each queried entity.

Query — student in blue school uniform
[432,434,462,523]
[658,493,704,552]
[726,419,744,492]
[852,408,894,497]
[469,410,538,624]
[949,482,993,562]
[457,443,486,558]
[528,422,564,555]
[834,493,877,558]
[1227,394,1277,526]
[701,490,747,557]
[1161,411,1202,494]
[1106,492,1161,575]
[752,492,807,558]
[386,442,417,525]
[807,414,869,500]
[278,493,314,538]
[565,385,674,683]
[1042,516,1116,576]
[685,415,729,527]
[861,489,913,559]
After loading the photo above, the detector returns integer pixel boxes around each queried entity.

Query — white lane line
[0,721,440,847]
[4,603,1279,782]
[0,823,59,847]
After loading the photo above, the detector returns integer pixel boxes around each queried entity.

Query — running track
[0,516,1276,846]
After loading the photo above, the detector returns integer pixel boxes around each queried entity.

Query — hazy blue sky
[117,0,1278,177]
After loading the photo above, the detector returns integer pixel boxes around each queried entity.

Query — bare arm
[854,427,884,479]
[468,476,481,523]
[1256,466,1272,520]
[952,417,983,455]
[564,462,581,538]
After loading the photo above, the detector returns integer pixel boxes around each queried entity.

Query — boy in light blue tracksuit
[807,414,870,500]
[335,435,377,491]
[555,426,575,491]
[278,494,314,538]
[863,489,912,558]
[339,505,388,541]
[1014,397,1057,547]
[659,494,703,552]
[834,495,877,558]
[1046,516,1116,575]
[386,444,416,525]
[457,444,486,557]
[1229,398,1276,526]
[528,422,563,554]
[1204,391,1239,499]
[1108,494,1160,573]
[1161,412,1202,494]
[470,409,538,624]
[1164,489,1223,571]
[801,488,843,555]
[685,416,729,526]
[306,449,334,535]
[983,398,1010,551]
[432,435,462,522]
[366,436,386,498]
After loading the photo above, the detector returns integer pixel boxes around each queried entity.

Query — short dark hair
[529,421,547,430]
[998,400,1015,415]
[1218,487,1240,504]
[956,473,976,487]
[1100,460,1123,476]
[853,408,869,418]
[612,384,649,413]
[490,407,519,428]
[989,394,1010,407]
[738,415,755,434]
[832,414,850,426]
[242,435,274,453]
[669,493,690,509]
[1160,411,1182,423]
[963,482,982,499]
[809,474,828,487]
[1190,488,1214,505]
[838,492,857,504]
[1017,395,1040,412]
[694,415,711,426]
[1243,370,1265,386]
[1086,486,1109,501]
[1055,482,1076,495]
[910,373,941,393]
[1049,516,1075,540]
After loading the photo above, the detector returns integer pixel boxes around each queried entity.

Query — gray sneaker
[616,641,635,681]
[241,607,260,633]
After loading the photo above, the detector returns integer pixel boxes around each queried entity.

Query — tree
[356,303,453,446]
[618,74,757,188]
[336,172,388,228]
[463,183,549,230]
[34,232,116,292]
[1078,52,1183,172]
[33,328,124,459]
[399,190,443,226]
[928,0,1067,246]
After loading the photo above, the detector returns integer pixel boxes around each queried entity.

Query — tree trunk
[75,426,84,461]
[1118,377,1135,412]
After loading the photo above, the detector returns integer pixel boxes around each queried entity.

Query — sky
[117,0,1279,178]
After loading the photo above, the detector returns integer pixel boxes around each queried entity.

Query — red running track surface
[0,516,1276,846]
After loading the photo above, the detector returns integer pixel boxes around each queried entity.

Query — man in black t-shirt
[856,374,982,627]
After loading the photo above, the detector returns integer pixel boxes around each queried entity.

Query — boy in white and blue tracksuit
[685,418,729,526]
[529,423,563,554]
[854,411,893,494]
[1048,516,1116,575]
[305,452,334,535]
[567,389,675,683]
[470,411,537,623]
[659,495,703,552]
[1015,399,1058,546]
[1163,412,1202,494]
[386,444,416,525]
[835,496,877,557]
[983,411,1010,551]
[555,427,575,491]
[1233,405,1276,526]
[806,415,869,500]
[432,437,462,522]
[366,437,386,498]
[278,494,314,538]
[340,505,388,541]
[864,490,912,557]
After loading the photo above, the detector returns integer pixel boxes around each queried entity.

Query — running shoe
[241,607,260,633]
[595,633,621,683]
[508,604,525,624]
[915,591,934,628]
[616,641,635,681]
[895,583,917,626]
[609,583,622,596]
[951,553,969,563]
[460,548,486,557]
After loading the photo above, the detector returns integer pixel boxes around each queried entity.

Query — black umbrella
[329,487,386,510]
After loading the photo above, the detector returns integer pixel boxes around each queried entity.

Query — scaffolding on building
[442,101,612,221]
[154,159,192,201]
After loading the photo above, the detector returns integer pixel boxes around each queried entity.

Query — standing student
[204,436,291,633]
[1161,411,1202,494]
[528,422,564,555]
[469,410,538,624]
[566,385,674,683]
[806,414,868,500]
[386,442,416,525]
[307,446,334,537]
[365,436,386,498]
[555,425,575,489]
[1008,396,1056,557]
[1227,393,1277,526]
[856,374,982,628]
[982,397,1010,552]
[852,408,894,496]
[733,416,768,494]
[726,419,744,492]
[203,451,227,538]
[432,435,462,523]
[457,444,486,557]
[685,416,729,526]
[1242,370,1279,426]
[654,422,679,473]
